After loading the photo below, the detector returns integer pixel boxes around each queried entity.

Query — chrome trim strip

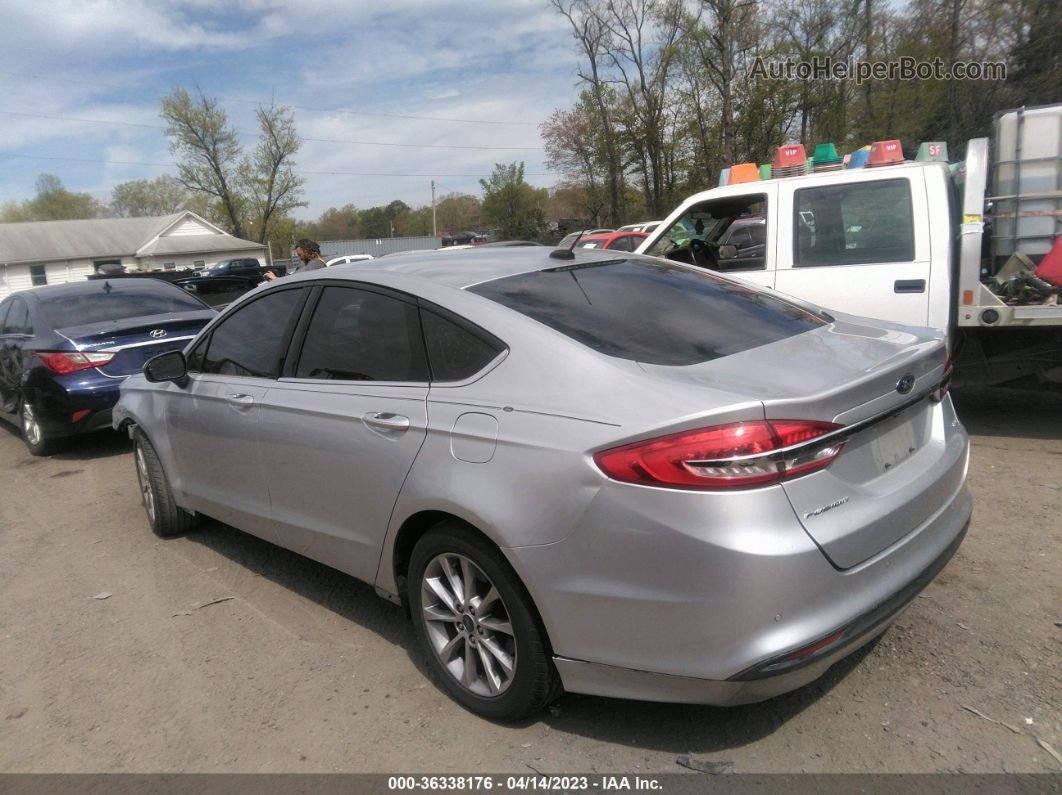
[86,336,197,353]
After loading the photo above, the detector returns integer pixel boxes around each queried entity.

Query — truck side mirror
[144,350,188,385]
[718,244,739,260]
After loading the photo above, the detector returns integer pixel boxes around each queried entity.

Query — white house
[0,211,267,298]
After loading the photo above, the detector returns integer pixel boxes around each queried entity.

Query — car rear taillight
[38,351,115,375]
[593,420,845,490]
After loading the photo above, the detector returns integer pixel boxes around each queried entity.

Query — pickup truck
[198,257,286,282]
[636,103,1062,390]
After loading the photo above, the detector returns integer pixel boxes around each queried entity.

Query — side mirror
[144,350,188,384]
[718,244,739,260]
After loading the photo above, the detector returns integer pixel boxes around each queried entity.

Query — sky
[0,0,585,222]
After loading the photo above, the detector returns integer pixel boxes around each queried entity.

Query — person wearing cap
[263,238,327,280]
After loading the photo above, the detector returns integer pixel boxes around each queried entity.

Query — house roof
[0,211,264,264]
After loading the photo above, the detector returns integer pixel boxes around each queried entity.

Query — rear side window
[469,259,825,366]
[795,179,915,266]
[422,309,505,381]
[38,284,207,329]
[294,286,428,382]
[198,288,304,378]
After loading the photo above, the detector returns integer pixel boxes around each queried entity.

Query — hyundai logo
[149,329,167,339]
[896,374,915,395]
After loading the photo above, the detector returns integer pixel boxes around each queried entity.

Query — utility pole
[431,180,437,237]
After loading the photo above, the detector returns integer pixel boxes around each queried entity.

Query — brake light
[38,351,115,374]
[594,420,844,490]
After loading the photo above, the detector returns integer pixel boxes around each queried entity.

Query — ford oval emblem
[149,329,167,339]
[896,374,915,395]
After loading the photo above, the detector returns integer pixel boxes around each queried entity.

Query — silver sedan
[114,247,971,721]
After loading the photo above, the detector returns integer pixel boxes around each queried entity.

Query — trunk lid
[57,311,214,377]
[639,315,964,569]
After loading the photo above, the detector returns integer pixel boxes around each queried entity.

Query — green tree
[479,162,547,239]
[0,174,104,222]
[435,193,482,234]
[161,88,305,243]
[110,175,191,217]
[360,200,412,238]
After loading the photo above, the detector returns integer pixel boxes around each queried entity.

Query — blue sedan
[0,278,216,455]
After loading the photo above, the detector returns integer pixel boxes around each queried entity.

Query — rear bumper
[22,374,121,439]
[552,512,969,705]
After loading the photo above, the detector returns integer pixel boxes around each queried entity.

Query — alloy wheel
[21,403,42,446]
[420,552,517,698]
[135,445,157,524]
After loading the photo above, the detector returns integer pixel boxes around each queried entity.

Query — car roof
[296,245,630,291]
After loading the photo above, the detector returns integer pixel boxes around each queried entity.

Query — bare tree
[161,88,246,237]
[161,88,305,243]
[552,0,627,225]
[241,104,306,243]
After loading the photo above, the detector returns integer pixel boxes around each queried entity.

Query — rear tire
[133,430,197,538]
[19,400,66,456]
[409,521,560,721]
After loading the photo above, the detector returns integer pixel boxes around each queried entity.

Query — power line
[0,110,544,151]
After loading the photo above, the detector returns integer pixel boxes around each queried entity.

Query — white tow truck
[636,103,1062,389]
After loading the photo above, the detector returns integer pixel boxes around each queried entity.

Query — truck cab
[638,159,955,331]
[637,105,1062,389]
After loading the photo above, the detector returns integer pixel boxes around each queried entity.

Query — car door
[773,173,935,328]
[256,283,429,584]
[0,297,32,415]
[165,285,309,540]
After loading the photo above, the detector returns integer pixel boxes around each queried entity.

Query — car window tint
[37,284,207,328]
[469,259,826,366]
[795,179,915,266]
[422,309,505,382]
[201,289,304,378]
[3,299,31,335]
[724,227,751,248]
[295,286,428,382]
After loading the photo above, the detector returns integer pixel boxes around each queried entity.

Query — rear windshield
[468,258,826,366]
[39,284,208,329]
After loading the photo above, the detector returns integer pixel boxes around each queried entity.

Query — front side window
[29,265,47,286]
[646,195,767,272]
[198,288,304,378]
[294,286,428,382]
[794,179,915,267]
[470,259,825,367]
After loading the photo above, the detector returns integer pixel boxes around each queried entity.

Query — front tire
[409,522,560,721]
[133,430,197,538]
[19,400,66,456]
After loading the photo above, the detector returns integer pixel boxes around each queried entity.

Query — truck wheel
[409,521,561,721]
[133,430,197,538]
[19,400,66,456]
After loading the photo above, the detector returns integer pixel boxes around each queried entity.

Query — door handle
[894,279,926,294]
[363,412,411,432]
[226,393,255,410]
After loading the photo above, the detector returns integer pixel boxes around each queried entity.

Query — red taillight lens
[38,351,115,375]
[593,420,844,490]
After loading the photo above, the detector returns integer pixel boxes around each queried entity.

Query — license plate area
[870,417,919,472]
